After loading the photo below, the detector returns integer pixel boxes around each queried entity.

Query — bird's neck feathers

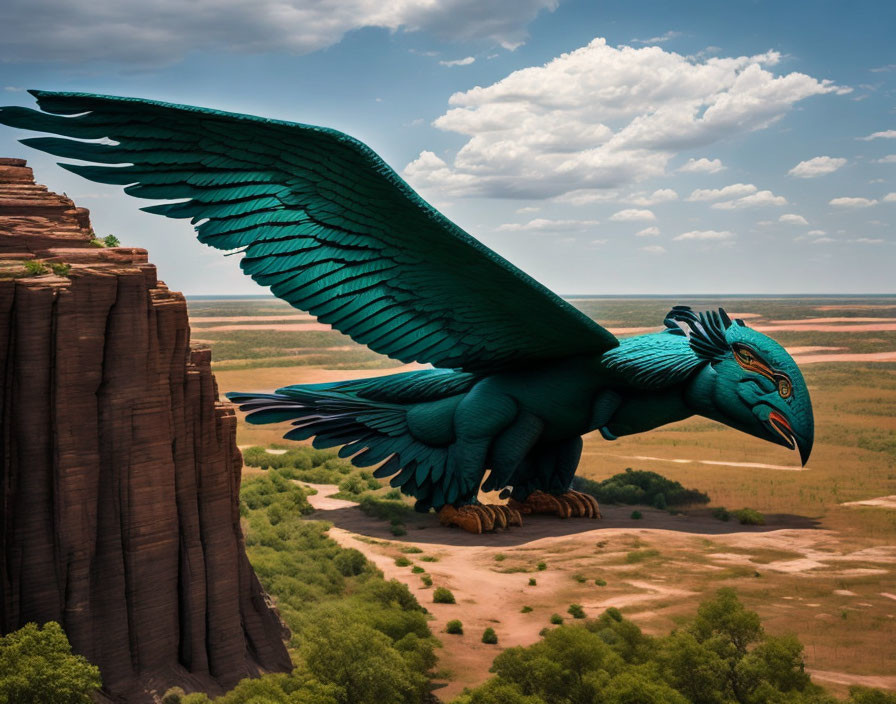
[601,332,706,389]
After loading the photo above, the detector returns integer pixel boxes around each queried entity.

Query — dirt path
[585,451,807,471]
[842,495,896,510]
[300,485,896,699]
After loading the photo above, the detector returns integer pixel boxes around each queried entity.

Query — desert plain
[191,294,896,700]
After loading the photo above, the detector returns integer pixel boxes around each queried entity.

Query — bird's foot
[438,503,523,534]
[508,490,601,520]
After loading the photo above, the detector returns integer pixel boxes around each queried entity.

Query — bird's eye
[734,346,754,365]
[778,378,792,398]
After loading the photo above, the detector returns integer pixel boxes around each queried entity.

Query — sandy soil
[191,314,317,322]
[785,346,846,354]
[193,323,335,332]
[842,495,896,510]
[299,485,896,700]
[793,351,896,364]
[815,305,896,311]
[757,323,896,333]
[775,317,896,325]
[586,451,806,471]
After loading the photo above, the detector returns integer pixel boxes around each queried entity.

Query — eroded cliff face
[0,158,291,702]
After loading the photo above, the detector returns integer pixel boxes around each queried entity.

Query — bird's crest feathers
[663,305,745,362]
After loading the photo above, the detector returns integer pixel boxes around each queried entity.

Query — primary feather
[0,90,617,373]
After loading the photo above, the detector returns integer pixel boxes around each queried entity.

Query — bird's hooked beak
[764,408,813,466]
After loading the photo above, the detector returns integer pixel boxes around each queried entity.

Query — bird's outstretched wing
[0,90,618,372]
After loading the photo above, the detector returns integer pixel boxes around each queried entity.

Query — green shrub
[734,508,765,525]
[445,620,463,635]
[103,234,120,247]
[384,488,403,500]
[359,495,413,524]
[334,549,367,577]
[595,578,607,587]
[481,627,498,644]
[433,587,455,604]
[573,573,587,583]
[49,262,71,277]
[88,238,105,248]
[23,259,48,276]
[338,474,367,496]
[161,687,186,704]
[400,546,423,554]
[494,553,506,561]
[653,492,667,510]
[420,555,439,562]
[394,556,412,567]
[421,575,433,588]
[521,606,533,613]
[390,524,407,536]
[630,510,643,520]
[0,621,101,703]
[528,578,537,586]
[536,561,547,571]
[549,613,563,625]
[411,566,424,574]
[568,604,586,619]
[573,468,709,507]
[712,506,731,522]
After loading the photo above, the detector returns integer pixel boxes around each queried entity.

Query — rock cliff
[0,158,292,701]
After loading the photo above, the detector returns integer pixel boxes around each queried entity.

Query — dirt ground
[299,484,896,701]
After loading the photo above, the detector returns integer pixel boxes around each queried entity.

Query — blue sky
[1,0,894,295]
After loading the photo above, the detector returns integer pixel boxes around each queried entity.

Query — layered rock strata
[0,158,291,702]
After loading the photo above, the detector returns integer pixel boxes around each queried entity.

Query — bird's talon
[509,490,601,520]
[439,505,483,534]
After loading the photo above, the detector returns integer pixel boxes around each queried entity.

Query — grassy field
[191,294,896,697]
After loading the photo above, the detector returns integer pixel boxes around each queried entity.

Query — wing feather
[0,91,618,372]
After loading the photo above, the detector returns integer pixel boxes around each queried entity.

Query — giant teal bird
[0,91,814,533]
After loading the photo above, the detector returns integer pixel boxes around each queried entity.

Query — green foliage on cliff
[182,464,437,704]
[0,621,101,704]
[450,588,895,704]
[573,468,710,507]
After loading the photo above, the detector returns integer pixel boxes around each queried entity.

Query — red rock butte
[0,158,291,702]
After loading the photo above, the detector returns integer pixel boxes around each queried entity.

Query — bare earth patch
[586,451,806,471]
[842,495,896,510]
[298,485,896,700]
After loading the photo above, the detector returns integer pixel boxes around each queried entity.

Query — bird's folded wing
[0,90,618,372]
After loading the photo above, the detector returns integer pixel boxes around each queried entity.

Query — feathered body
[0,92,815,519]
[230,308,813,511]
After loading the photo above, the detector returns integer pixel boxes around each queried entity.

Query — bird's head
[668,306,814,466]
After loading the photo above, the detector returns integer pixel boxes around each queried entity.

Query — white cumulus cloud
[807,229,826,236]
[0,0,557,65]
[687,183,757,201]
[788,156,847,178]
[674,229,735,241]
[636,226,661,237]
[610,208,656,222]
[496,218,599,232]
[877,155,896,164]
[712,190,787,209]
[779,213,809,225]
[829,197,878,208]
[677,157,726,173]
[631,30,682,45]
[403,38,845,199]
[883,192,896,202]
[640,245,667,254]
[439,56,475,67]
[858,130,896,141]
[626,189,678,205]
